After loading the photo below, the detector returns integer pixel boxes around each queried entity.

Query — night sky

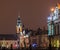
[0,0,60,34]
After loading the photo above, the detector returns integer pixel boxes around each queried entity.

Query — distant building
[30,28,49,48]
[47,3,60,36]
[16,15,29,48]
[0,14,30,48]
[47,3,60,48]
[0,34,18,48]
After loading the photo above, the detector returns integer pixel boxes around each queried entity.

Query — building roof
[0,34,18,40]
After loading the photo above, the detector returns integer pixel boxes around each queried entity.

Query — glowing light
[51,8,54,12]
[13,44,18,48]
[57,3,60,9]
[32,43,37,47]
[57,40,59,47]
[20,26,22,32]
[47,17,52,21]
[16,27,20,33]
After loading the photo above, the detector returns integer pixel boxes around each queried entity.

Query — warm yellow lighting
[20,26,22,32]
[57,3,60,9]
[16,26,20,33]
[57,40,59,47]
[51,8,54,12]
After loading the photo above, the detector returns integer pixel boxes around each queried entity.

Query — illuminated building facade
[48,3,60,35]
[0,14,29,49]
[30,29,49,48]
[47,3,60,47]
[0,34,18,49]
[16,15,29,48]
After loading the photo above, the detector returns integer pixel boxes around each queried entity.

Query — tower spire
[16,12,23,35]
[18,12,20,18]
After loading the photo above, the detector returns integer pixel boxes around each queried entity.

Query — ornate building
[16,15,29,48]
[47,3,60,48]
[48,3,60,36]
[30,29,49,48]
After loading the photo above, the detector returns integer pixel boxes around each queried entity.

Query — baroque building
[16,15,29,48]
[47,3,60,47]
